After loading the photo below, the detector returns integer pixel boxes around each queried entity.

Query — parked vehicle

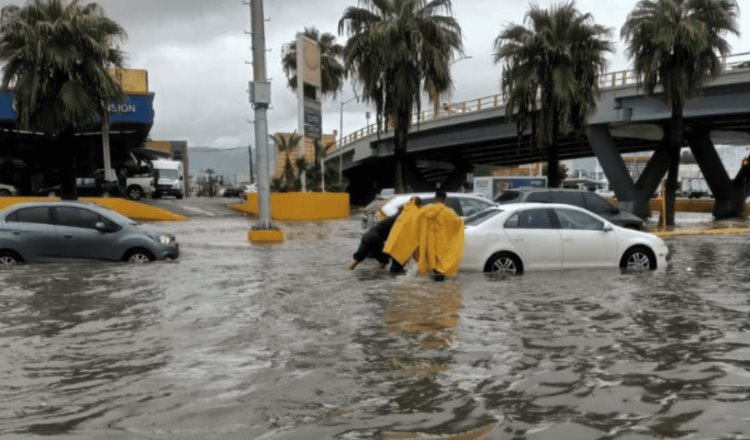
[362,192,496,229]
[124,175,155,201]
[36,176,121,198]
[493,188,645,230]
[473,176,547,200]
[0,201,179,265]
[220,182,256,198]
[680,177,711,198]
[151,159,184,199]
[0,183,18,196]
[461,203,668,274]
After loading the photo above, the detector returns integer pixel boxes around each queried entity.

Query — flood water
[2,214,750,439]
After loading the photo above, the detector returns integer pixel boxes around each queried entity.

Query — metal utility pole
[248,144,254,184]
[248,0,275,230]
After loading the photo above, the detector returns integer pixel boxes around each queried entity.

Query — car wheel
[620,246,656,271]
[127,185,144,201]
[152,192,161,199]
[0,250,22,266]
[176,193,183,200]
[123,248,154,264]
[0,189,11,197]
[485,252,523,275]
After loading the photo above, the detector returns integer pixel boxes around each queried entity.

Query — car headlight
[158,234,174,245]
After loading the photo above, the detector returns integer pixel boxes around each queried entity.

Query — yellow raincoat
[417,203,464,277]
[383,199,422,265]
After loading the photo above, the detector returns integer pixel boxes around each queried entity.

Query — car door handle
[563,238,574,242]
[63,234,73,239]
[511,237,524,242]
[12,231,21,235]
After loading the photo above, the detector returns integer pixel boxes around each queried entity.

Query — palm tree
[271,131,302,191]
[494,2,613,188]
[281,27,346,99]
[622,0,739,226]
[339,0,463,193]
[0,0,127,199]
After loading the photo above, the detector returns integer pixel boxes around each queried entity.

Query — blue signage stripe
[0,90,154,125]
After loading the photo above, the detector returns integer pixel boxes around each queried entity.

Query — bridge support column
[405,158,434,192]
[687,129,746,218]
[587,125,662,218]
[440,163,473,192]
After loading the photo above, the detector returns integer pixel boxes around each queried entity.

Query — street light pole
[338,94,358,183]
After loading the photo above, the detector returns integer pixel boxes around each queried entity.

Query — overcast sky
[3,0,748,148]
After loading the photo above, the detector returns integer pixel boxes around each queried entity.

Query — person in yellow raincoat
[382,196,423,273]
[416,190,464,281]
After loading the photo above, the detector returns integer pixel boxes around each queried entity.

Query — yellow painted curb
[229,203,252,215]
[248,229,285,243]
[0,197,188,222]
[244,192,350,220]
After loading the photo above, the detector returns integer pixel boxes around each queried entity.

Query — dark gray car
[0,201,179,265]
[494,188,645,230]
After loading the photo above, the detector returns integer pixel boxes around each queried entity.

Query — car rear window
[526,191,550,203]
[465,208,503,226]
[583,192,616,213]
[7,206,53,224]
[494,191,521,204]
[549,191,585,207]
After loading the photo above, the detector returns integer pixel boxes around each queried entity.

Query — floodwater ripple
[1,217,750,439]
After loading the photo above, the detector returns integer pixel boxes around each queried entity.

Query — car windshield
[158,169,179,179]
[464,208,503,226]
[494,191,521,204]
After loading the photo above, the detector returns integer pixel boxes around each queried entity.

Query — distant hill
[188,146,270,185]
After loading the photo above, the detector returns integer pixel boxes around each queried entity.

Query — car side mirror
[95,221,112,232]
[179,175,183,181]
[602,223,613,232]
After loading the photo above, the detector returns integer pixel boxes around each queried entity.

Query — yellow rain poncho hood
[383,199,422,265]
[417,203,464,277]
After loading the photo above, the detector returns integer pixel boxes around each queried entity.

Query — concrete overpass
[327,53,750,217]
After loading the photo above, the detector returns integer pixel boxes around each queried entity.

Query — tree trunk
[547,107,561,188]
[663,102,683,226]
[393,111,410,194]
[60,131,78,200]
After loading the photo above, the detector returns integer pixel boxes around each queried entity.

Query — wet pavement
[2,205,750,439]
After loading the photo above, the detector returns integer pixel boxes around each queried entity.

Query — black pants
[353,230,390,265]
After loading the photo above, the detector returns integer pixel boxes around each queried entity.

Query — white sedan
[461,203,668,274]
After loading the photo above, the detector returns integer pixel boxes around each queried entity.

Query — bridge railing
[333,52,750,152]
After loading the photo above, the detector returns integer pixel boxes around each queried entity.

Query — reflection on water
[0,218,749,439]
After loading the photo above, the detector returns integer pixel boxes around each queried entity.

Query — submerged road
[1,206,750,439]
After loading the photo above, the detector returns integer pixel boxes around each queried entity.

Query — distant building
[272,133,336,179]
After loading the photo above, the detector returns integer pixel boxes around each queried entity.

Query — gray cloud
[2,0,748,148]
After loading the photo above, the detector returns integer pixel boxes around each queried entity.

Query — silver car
[0,201,179,265]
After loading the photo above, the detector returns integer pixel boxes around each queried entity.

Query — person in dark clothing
[348,213,399,270]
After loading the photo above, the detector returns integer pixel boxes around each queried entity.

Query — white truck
[151,159,185,199]
[680,177,711,199]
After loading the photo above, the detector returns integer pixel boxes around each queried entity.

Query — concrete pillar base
[248,229,285,243]
[713,194,747,219]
